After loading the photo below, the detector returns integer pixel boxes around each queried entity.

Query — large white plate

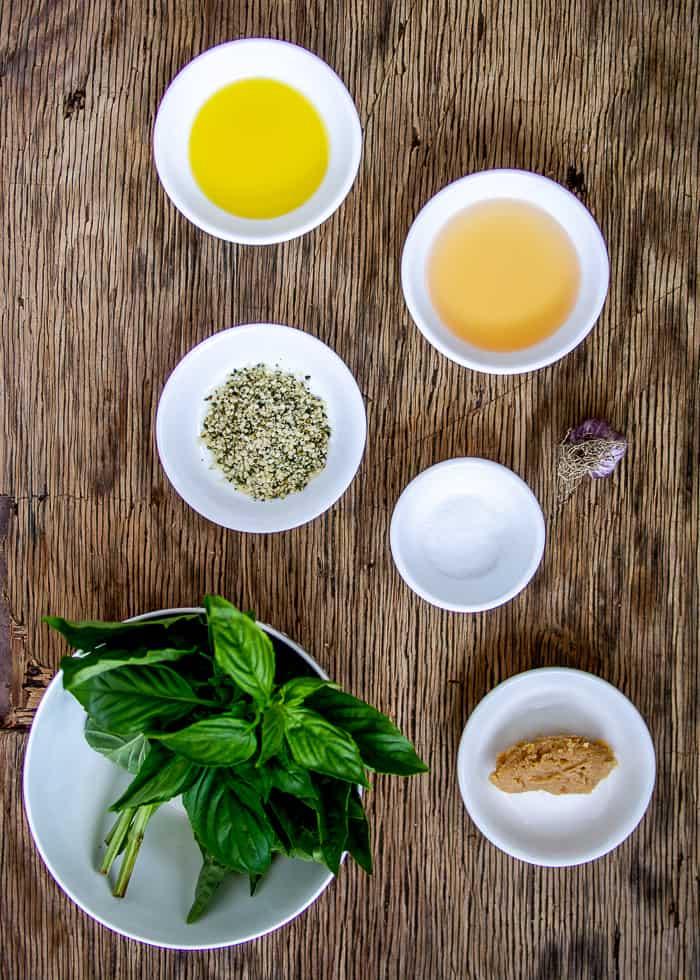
[457,668,655,866]
[23,615,334,949]
[156,323,367,533]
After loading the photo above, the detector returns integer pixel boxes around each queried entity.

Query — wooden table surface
[1,2,698,978]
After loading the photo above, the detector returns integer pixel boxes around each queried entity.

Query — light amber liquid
[427,199,581,352]
[189,78,329,220]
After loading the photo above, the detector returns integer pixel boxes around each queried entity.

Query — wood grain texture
[1,0,698,977]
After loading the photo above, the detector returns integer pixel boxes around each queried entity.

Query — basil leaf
[347,788,372,874]
[45,614,204,652]
[70,665,206,734]
[267,790,323,862]
[284,707,369,787]
[151,716,257,767]
[187,849,229,924]
[84,717,150,774]
[307,689,428,775]
[315,777,350,876]
[205,595,274,707]
[249,874,261,897]
[183,769,277,875]
[278,677,338,707]
[61,646,195,691]
[266,758,320,810]
[257,705,286,766]
[233,761,274,803]
[110,744,201,811]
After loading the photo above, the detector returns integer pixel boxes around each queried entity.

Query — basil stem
[100,808,134,875]
[113,803,158,898]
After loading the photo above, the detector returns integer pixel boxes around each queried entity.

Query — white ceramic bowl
[457,668,656,866]
[156,323,367,533]
[389,458,545,612]
[401,169,610,374]
[23,609,335,949]
[153,38,362,244]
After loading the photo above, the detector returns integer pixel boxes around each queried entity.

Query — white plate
[457,668,656,866]
[153,38,362,244]
[156,324,367,532]
[389,458,545,612]
[401,169,609,374]
[23,612,335,949]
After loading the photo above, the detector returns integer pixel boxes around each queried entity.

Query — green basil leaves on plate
[83,718,151,775]
[46,596,427,924]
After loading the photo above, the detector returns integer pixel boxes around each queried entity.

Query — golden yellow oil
[189,78,329,220]
[427,199,581,352]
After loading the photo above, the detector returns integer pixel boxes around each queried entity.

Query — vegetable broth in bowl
[426,199,581,352]
[401,169,609,374]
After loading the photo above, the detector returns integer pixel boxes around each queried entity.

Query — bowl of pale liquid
[401,170,609,374]
[153,39,362,244]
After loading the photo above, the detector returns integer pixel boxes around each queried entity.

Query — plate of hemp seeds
[156,323,367,532]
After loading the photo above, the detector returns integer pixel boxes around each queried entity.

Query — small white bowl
[156,324,367,532]
[389,458,545,612]
[23,609,335,948]
[457,668,656,867]
[152,38,362,244]
[401,169,610,374]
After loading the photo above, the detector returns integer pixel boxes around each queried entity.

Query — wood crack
[383,374,534,460]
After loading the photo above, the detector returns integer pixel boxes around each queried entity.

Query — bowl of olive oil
[153,39,362,244]
[401,170,609,374]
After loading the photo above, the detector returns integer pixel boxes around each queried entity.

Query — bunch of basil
[46,595,427,923]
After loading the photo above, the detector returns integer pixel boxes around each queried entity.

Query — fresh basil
[267,757,320,810]
[45,613,204,652]
[278,676,337,706]
[151,716,256,767]
[308,688,429,775]
[47,596,427,922]
[267,790,323,862]
[257,704,286,766]
[62,646,195,691]
[187,847,230,924]
[183,769,278,875]
[205,595,274,707]
[232,760,274,803]
[110,744,201,811]
[84,717,150,774]
[70,665,209,734]
[315,777,350,876]
[347,788,372,874]
[285,707,370,787]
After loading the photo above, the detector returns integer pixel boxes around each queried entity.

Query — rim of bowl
[389,458,546,613]
[456,667,657,866]
[154,323,368,534]
[152,38,363,245]
[400,168,610,375]
[22,608,334,949]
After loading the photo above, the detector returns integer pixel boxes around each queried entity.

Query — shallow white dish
[153,38,362,244]
[23,609,335,949]
[457,668,656,867]
[156,323,367,533]
[389,458,545,612]
[401,169,609,375]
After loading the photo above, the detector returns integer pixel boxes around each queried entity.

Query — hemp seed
[201,364,331,501]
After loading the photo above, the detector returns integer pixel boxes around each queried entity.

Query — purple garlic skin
[565,419,627,478]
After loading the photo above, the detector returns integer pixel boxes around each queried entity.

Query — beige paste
[489,734,617,795]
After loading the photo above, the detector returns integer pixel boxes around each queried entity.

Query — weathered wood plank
[0,0,697,977]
